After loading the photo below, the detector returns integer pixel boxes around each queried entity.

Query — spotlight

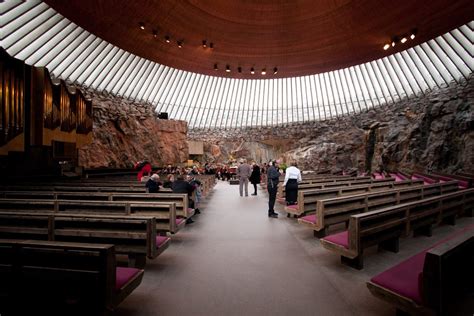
[214,64,218,70]
[165,35,170,43]
[238,67,242,73]
[383,43,390,50]
[410,34,415,40]
[410,28,417,40]
[261,68,266,75]
[226,65,231,73]
[177,41,183,48]
[152,30,158,38]
[250,67,255,74]
[209,42,214,49]
[401,37,407,43]
[202,40,207,48]
[139,22,145,30]
[273,67,278,74]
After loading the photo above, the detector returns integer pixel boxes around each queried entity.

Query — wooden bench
[319,189,474,269]
[285,179,424,217]
[0,198,182,234]
[367,227,474,315]
[0,240,144,314]
[0,191,193,220]
[298,181,459,238]
[420,171,471,189]
[0,211,170,267]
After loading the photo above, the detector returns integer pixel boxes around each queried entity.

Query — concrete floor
[116,181,474,316]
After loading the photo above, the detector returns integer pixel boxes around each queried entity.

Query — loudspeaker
[158,112,168,119]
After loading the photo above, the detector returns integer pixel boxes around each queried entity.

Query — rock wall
[189,76,473,173]
[75,87,188,168]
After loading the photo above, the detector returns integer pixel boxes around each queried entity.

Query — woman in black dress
[249,163,261,196]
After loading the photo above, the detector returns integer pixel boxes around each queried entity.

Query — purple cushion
[371,251,426,304]
[156,236,170,248]
[116,267,141,291]
[322,231,349,249]
[300,214,317,224]
[286,204,299,210]
[176,218,185,225]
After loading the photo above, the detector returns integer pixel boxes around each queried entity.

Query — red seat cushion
[156,236,170,248]
[300,214,317,224]
[286,204,299,210]
[176,218,185,225]
[322,231,349,249]
[116,267,141,291]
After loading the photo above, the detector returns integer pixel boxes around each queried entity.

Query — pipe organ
[0,48,93,159]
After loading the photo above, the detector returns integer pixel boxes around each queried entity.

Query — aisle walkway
[116,181,472,316]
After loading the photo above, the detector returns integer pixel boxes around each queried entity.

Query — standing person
[145,173,162,193]
[283,162,302,205]
[135,160,152,181]
[237,159,252,197]
[249,162,261,196]
[267,160,280,218]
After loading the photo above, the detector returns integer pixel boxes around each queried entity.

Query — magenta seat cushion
[156,236,170,248]
[371,251,426,304]
[322,231,349,249]
[116,267,141,291]
[300,214,317,224]
[286,204,299,210]
[176,218,185,225]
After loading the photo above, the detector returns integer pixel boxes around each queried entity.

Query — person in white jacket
[283,162,301,205]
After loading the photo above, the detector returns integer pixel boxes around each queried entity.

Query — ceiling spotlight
[273,67,278,74]
[410,28,417,40]
[383,43,390,50]
[152,30,158,38]
[226,65,231,73]
[410,34,415,40]
[139,22,145,30]
[202,40,207,48]
[209,42,214,49]
[250,67,255,75]
[177,41,183,48]
[214,64,218,70]
[261,68,266,75]
[391,41,396,47]
[401,37,407,43]
[165,35,170,43]
[238,67,242,73]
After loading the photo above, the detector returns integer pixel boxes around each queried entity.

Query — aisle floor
[116,181,473,316]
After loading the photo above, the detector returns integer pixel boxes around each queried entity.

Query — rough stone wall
[189,76,473,173]
[75,87,188,168]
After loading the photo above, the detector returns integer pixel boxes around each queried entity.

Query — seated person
[172,176,196,223]
[163,174,175,189]
[145,174,162,193]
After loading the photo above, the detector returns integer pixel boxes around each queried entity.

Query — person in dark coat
[145,173,162,193]
[249,163,261,196]
[172,175,196,223]
[267,160,280,218]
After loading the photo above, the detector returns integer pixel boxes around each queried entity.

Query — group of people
[236,159,301,218]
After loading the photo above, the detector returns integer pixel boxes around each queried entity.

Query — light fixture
[165,35,170,43]
[226,65,231,73]
[410,29,417,40]
[261,68,266,75]
[202,40,207,48]
[152,30,158,38]
[238,67,242,73]
[273,67,278,74]
[250,67,255,74]
[400,36,407,43]
[177,41,183,48]
[383,43,390,50]
[209,42,214,49]
[214,63,218,70]
[139,22,145,30]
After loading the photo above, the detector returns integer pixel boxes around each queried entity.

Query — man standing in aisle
[267,160,280,218]
[237,159,252,197]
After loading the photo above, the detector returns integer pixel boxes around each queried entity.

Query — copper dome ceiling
[44,0,473,79]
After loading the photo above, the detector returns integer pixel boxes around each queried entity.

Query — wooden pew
[0,211,170,267]
[298,181,459,237]
[367,227,474,315]
[0,191,193,220]
[319,189,474,269]
[0,198,181,234]
[285,179,424,217]
[0,240,144,314]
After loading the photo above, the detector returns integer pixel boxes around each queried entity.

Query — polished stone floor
[116,181,473,316]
